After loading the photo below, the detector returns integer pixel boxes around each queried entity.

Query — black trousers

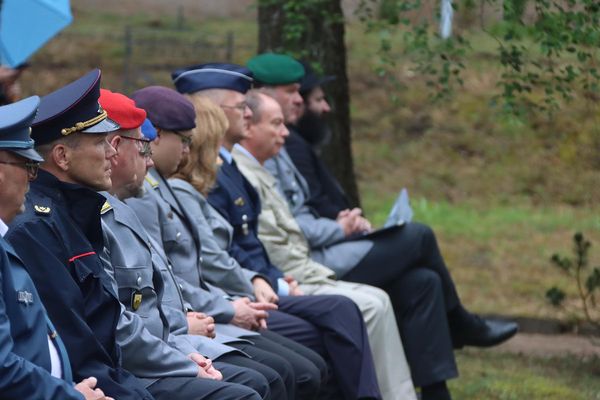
[218,351,285,400]
[268,295,381,400]
[342,222,461,387]
[146,373,261,400]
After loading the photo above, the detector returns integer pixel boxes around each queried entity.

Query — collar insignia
[34,205,51,215]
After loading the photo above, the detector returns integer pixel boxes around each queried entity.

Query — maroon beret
[131,86,196,131]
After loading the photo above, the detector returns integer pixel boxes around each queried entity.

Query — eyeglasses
[120,135,153,157]
[0,160,40,180]
[172,131,193,147]
[220,101,248,112]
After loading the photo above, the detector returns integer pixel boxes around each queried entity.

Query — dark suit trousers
[268,295,381,400]
[341,222,461,386]
[146,370,262,400]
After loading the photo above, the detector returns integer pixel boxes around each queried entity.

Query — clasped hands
[336,208,372,237]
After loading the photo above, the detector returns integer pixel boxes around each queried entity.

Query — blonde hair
[173,95,228,195]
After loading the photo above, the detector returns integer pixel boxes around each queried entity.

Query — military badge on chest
[132,291,143,311]
[17,290,34,305]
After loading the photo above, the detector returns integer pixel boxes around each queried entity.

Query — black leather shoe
[451,314,518,349]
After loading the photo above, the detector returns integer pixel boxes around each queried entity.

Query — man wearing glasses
[6,69,155,400]
[0,95,112,399]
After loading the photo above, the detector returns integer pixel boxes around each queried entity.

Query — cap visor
[10,148,44,162]
[81,117,120,134]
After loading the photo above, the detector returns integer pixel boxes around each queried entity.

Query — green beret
[247,53,305,85]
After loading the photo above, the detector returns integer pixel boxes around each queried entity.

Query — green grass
[451,349,600,399]
[362,193,600,319]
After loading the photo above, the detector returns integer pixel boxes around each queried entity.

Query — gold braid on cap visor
[61,108,108,136]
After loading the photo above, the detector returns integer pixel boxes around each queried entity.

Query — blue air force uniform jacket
[207,158,284,290]
[6,170,153,400]
[0,235,83,400]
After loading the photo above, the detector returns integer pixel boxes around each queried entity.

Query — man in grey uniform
[97,88,272,400]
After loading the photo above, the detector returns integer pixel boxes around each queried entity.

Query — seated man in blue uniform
[6,70,154,400]
[0,96,111,400]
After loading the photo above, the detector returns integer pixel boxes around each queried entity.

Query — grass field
[451,349,600,400]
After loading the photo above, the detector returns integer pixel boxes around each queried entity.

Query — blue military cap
[31,69,120,146]
[172,63,254,94]
[0,96,43,161]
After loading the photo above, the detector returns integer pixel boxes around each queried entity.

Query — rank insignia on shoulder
[234,197,245,207]
[145,174,159,188]
[33,205,51,215]
[132,291,143,311]
[100,200,112,214]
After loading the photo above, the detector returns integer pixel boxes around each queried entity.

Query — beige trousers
[301,279,417,400]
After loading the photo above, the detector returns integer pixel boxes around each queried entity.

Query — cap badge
[234,197,245,207]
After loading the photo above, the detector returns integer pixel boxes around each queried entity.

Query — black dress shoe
[451,314,519,349]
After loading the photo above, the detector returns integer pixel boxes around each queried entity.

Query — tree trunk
[257,0,361,207]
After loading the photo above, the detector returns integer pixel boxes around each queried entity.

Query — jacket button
[136,276,142,286]
[199,257,204,264]
[176,232,182,240]
[179,284,184,290]
[168,264,173,270]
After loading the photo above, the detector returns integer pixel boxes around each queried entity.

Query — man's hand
[189,353,223,381]
[231,297,277,330]
[337,208,372,236]
[253,277,279,304]
[74,377,114,400]
[283,275,304,296]
[187,312,216,338]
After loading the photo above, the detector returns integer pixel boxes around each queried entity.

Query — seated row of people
[0,53,517,400]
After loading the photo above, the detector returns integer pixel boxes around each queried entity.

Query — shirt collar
[233,143,260,166]
[0,217,8,237]
[219,146,233,164]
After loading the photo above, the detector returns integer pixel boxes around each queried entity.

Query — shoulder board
[33,204,52,216]
[100,200,113,215]
[145,174,159,188]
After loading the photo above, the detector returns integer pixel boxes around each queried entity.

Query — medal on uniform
[132,291,143,311]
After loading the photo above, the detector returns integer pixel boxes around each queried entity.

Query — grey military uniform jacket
[101,192,245,365]
[126,169,257,339]
[169,178,259,299]
[264,148,372,278]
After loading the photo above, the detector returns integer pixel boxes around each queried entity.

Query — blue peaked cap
[172,63,254,94]
[0,96,43,161]
[31,69,120,146]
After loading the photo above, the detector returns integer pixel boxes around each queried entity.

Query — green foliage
[354,0,600,115]
[548,232,600,329]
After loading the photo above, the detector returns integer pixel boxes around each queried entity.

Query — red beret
[99,89,146,130]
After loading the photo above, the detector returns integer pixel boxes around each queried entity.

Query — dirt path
[493,333,600,358]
